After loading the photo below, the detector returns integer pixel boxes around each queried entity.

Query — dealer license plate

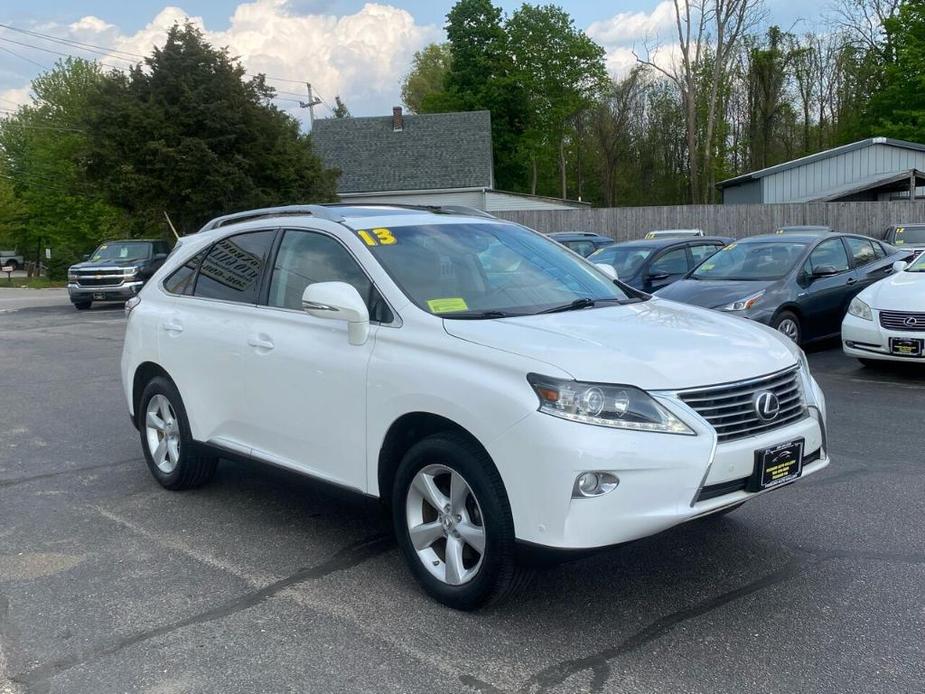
[93,292,106,300]
[749,439,804,492]
[890,337,923,357]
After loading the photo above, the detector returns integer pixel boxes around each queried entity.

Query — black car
[588,236,732,292]
[67,239,171,310]
[655,232,905,344]
[547,231,615,257]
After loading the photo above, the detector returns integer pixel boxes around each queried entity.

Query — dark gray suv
[67,239,170,310]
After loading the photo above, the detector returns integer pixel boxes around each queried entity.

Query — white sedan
[843,254,925,365]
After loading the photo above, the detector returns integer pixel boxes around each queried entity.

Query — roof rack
[324,203,496,219]
[198,205,345,232]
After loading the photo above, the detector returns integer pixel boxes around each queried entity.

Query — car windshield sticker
[357,228,397,247]
[427,297,469,313]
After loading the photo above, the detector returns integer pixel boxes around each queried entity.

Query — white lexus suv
[121,204,829,610]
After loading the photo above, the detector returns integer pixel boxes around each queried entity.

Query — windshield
[893,225,925,245]
[691,241,807,281]
[590,246,654,277]
[358,222,635,317]
[91,242,151,262]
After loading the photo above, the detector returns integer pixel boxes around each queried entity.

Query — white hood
[443,298,797,390]
[862,270,925,312]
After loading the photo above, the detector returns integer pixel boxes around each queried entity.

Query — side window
[163,250,206,295]
[871,241,886,259]
[650,247,690,275]
[193,230,275,303]
[689,243,722,265]
[267,230,391,322]
[808,239,850,273]
[845,237,877,267]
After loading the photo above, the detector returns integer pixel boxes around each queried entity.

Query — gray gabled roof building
[312,107,586,212]
[719,137,925,204]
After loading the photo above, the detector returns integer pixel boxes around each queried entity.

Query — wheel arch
[377,412,500,506]
[132,362,175,426]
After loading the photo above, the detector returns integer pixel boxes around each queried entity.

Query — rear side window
[650,247,690,274]
[871,241,887,259]
[845,237,877,267]
[808,238,850,273]
[689,243,723,265]
[193,230,275,303]
[565,240,595,257]
[163,250,206,295]
[267,229,392,322]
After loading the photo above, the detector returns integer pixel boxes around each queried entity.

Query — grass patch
[2,276,67,289]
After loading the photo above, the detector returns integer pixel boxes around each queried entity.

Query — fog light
[573,471,619,498]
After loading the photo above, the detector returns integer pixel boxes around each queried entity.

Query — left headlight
[721,290,765,312]
[123,266,140,277]
[848,296,872,321]
[527,374,694,434]
[67,270,78,282]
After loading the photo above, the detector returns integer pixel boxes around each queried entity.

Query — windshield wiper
[442,310,518,320]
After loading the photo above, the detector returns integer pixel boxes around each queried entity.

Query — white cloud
[0,1,439,125]
[586,1,685,78]
[0,86,32,111]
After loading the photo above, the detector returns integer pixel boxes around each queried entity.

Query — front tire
[392,432,530,610]
[773,311,802,344]
[138,376,217,490]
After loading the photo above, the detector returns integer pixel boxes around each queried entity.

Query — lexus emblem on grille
[905,316,919,327]
[754,391,781,421]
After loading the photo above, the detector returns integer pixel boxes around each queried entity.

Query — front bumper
[490,373,828,550]
[843,312,925,363]
[68,280,144,303]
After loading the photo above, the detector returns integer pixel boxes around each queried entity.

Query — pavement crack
[0,458,140,490]
[10,533,393,690]
[459,674,508,693]
[520,557,811,693]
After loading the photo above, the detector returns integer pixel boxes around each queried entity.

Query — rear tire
[773,311,802,344]
[138,376,217,490]
[392,432,531,610]
[73,301,92,311]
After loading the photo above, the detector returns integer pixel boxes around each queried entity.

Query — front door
[242,228,388,491]
[798,237,855,340]
[644,246,690,292]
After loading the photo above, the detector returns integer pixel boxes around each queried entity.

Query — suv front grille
[678,367,806,442]
[879,310,925,332]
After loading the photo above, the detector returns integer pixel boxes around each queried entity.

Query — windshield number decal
[427,297,469,313]
[357,228,397,246]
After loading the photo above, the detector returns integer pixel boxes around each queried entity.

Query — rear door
[798,237,854,339]
[845,235,894,291]
[158,229,276,452]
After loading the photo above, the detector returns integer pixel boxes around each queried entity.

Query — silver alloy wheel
[144,394,181,474]
[405,464,486,586]
[777,318,799,341]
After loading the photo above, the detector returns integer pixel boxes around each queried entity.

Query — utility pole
[299,82,323,130]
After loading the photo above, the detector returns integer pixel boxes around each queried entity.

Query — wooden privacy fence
[494,201,925,241]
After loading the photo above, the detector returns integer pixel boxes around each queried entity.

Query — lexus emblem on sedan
[754,391,781,421]
[905,316,919,327]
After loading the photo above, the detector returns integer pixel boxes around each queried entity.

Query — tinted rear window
[163,250,205,295]
[193,231,275,303]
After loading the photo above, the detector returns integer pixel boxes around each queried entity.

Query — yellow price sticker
[357,228,397,246]
[427,297,469,313]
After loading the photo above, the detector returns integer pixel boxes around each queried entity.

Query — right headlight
[527,374,694,434]
[848,296,872,321]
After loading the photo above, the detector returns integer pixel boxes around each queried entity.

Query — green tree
[858,0,925,141]
[84,22,337,235]
[0,58,125,268]
[507,4,608,198]
[332,96,351,118]
[401,43,452,113]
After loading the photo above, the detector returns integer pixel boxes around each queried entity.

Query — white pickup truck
[0,250,23,270]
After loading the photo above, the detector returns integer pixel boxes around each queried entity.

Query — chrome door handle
[248,335,275,351]
[162,321,183,334]
[846,278,857,285]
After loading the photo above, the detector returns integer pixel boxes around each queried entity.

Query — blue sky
[0,1,822,122]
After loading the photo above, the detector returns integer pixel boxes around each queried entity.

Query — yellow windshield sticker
[427,297,469,313]
[644,232,655,239]
[725,242,737,250]
[356,228,397,246]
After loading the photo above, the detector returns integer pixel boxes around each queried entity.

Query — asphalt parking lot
[1,298,923,694]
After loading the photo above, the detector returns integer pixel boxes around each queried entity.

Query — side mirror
[302,281,370,346]
[595,263,618,280]
[893,260,908,273]
[811,265,839,278]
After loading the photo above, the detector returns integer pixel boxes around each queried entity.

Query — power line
[0,44,48,70]
[0,35,126,71]
[0,22,144,61]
